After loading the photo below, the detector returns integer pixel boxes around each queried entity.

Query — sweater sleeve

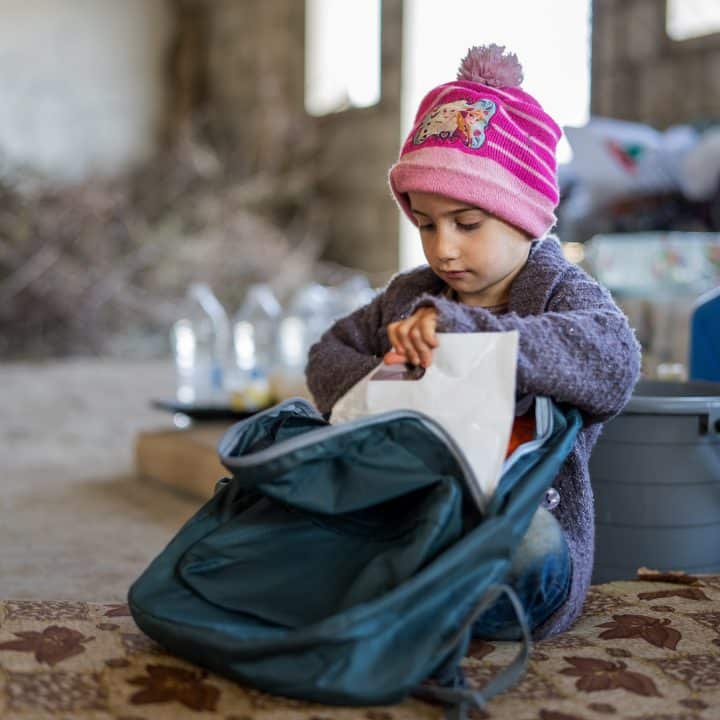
[305,293,386,414]
[412,272,642,424]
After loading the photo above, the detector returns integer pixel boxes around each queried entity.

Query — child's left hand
[385,307,439,367]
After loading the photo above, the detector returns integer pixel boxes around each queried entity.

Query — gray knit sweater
[305,236,641,639]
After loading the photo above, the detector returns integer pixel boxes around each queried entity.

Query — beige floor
[1,358,204,600]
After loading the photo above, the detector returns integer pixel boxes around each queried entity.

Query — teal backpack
[129,396,582,715]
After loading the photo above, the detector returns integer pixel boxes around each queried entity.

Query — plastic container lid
[626,379,720,414]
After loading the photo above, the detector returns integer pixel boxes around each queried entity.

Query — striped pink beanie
[389,45,561,238]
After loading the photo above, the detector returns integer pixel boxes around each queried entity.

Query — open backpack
[129,396,582,717]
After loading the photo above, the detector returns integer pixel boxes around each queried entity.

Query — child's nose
[434,225,461,261]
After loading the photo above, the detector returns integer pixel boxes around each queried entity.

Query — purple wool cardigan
[305,236,641,639]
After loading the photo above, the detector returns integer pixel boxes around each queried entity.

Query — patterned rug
[1,573,718,720]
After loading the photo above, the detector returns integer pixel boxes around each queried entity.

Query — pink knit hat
[389,45,562,238]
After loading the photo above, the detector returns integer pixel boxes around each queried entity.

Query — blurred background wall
[592,0,720,127]
[0,0,404,360]
[1,0,720,369]
[0,0,171,181]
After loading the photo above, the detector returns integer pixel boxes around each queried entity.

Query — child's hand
[385,307,439,367]
[383,349,408,365]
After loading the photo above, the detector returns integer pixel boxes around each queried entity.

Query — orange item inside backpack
[505,414,535,458]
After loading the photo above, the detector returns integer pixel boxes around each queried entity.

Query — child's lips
[443,270,468,279]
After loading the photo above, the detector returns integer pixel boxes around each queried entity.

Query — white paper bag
[330,331,519,506]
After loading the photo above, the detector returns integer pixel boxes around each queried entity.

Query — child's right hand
[385,307,439,368]
[383,349,408,365]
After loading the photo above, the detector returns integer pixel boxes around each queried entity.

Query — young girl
[305,45,641,640]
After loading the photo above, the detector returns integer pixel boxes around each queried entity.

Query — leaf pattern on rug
[559,656,662,697]
[1,578,720,719]
[638,589,711,602]
[364,711,396,720]
[678,697,708,710]
[0,626,94,665]
[626,714,703,720]
[104,603,131,617]
[540,634,594,650]
[582,590,630,616]
[538,709,589,720]
[127,663,221,711]
[596,615,681,650]
[635,569,703,586]
[4,601,90,622]
[653,654,720,691]
[244,686,312,710]
[587,702,617,714]
[464,662,564,702]
[605,647,632,658]
[120,632,163,656]
[467,638,495,660]
[686,611,720,633]
[6,670,108,713]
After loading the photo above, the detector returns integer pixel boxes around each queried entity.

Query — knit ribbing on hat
[390,147,557,239]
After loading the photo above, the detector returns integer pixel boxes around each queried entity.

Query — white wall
[0,0,171,182]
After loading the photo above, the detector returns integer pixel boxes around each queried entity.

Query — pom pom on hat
[457,44,523,88]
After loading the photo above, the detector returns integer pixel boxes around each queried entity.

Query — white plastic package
[330,331,519,507]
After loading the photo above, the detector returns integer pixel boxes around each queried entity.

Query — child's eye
[418,224,434,232]
[457,221,482,231]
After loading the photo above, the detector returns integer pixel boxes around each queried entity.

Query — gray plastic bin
[589,379,720,583]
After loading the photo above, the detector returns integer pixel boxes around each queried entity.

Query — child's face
[408,191,532,307]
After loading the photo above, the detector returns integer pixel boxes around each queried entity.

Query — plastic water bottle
[289,283,335,345]
[270,284,332,401]
[229,284,282,410]
[333,275,376,318]
[170,283,231,406]
[272,279,376,401]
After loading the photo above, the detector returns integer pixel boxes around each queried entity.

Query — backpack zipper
[219,396,554,514]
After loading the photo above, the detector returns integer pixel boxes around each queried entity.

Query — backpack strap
[413,583,531,719]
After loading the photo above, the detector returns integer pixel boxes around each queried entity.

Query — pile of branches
[0,141,344,359]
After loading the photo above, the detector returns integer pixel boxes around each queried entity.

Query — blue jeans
[471,507,572,640]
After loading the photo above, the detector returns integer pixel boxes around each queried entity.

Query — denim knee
[509,507,568,582]
[471,507,571,640]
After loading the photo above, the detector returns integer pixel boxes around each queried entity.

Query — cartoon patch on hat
[413,98,496,150]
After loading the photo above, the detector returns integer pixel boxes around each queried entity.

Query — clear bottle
[333,274,376,319]
[229,284,282,410]
[170,283,231,406]
[271,284,331,401]
[272,279,376,401]
[290,283,341,346]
